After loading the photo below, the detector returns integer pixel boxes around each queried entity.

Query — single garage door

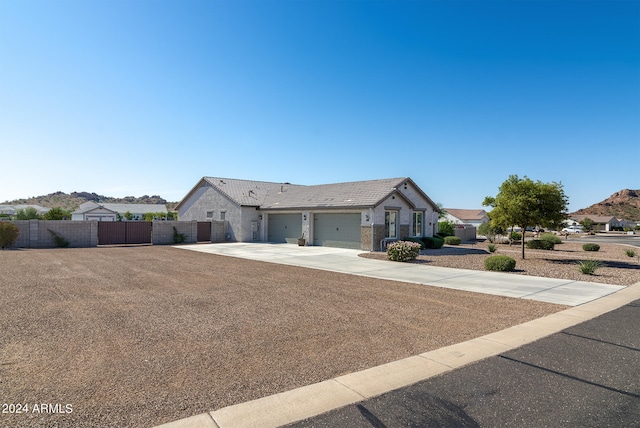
[268,214,302,243]
[313,213,361,249]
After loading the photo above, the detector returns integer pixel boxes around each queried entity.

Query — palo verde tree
[483,175,568,259]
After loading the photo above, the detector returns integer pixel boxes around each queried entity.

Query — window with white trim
[413,212,423,236]
[385,211,398,238]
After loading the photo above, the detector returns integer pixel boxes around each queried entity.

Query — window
[413,212,423,236]
[385,211,397,238]
[220,211,226,221]
[206,211,213,218]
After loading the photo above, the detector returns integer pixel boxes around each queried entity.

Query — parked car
[562,225,584,233]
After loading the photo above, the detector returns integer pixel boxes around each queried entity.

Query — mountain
[572,189,640,220]
[2,191,177,211]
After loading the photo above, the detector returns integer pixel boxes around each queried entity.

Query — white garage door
[313,213,361,249]
[268,214,302,244]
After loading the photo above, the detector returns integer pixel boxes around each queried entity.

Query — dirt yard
[0,246,566,427]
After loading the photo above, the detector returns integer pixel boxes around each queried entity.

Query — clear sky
[1,0,638,212]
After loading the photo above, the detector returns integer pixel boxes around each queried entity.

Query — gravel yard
[362,240,640,286]
[0,246,566,427]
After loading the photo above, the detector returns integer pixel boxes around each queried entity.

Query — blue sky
[1,0,638,212]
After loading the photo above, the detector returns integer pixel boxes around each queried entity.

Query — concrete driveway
[176,243,623,306]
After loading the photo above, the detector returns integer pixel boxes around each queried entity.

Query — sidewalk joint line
[333,378,368,400]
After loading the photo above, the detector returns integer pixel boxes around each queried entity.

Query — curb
[156,282,640,428]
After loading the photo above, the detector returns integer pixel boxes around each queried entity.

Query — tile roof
[196,177,414,209]
[445,208,488,221]
[72,201,167,214]
[0,204,50,215]
[261,177,407,209]
[203,177,297,206]
[569,214,617,223]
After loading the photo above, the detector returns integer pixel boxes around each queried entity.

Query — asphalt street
[575,234,640,247]
[287,299,640,428]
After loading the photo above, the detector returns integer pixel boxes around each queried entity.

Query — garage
[313,213,362,249]
[267,213,302,243]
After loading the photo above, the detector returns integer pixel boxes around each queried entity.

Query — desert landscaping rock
[0,246,566,427]
[362,240,639,286]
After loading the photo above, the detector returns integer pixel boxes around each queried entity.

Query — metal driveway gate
[98,221,152,245]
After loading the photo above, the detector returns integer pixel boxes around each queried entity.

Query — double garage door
[267,213,362,249]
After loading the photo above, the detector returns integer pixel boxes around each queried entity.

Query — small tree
[437,221,455,237]
[16,207,42,220]
[483,175,568,259]
[477,221,503,243]
[43,207,71,220]
[579,217,594,232]
[0,222,20,249]
[123,211,133,221]
[436,203,448,220]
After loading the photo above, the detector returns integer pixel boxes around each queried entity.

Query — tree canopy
[15,207,42,220]
[483,175,568,259]
[43,207,71,220]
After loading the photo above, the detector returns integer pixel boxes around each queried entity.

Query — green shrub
[444,236,461,245]
[526,239,555,250]
[0,222,20,249]
[578,260,602,275]
[48,229,70,247]
[422,236,444,249]
[625,249,637,258]
[173,226,187,244]
[405,237,425,249]
[509,232,522,241]
[540,233,562,245]
[582,243,600,252]
[484,255,516,272]
[16,207,42,220]
[487,244,497,253]
[437,221,455,237]
[387,240,422,262]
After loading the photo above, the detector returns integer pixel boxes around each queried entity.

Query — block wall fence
[5,220,228,248]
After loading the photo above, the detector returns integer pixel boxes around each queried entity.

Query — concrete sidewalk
[175,243,623,306]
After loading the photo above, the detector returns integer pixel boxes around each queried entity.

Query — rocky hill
[572,189,640,220]
[3,191,177,211]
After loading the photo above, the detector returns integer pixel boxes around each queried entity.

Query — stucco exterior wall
[239,206,263,242]
[178,184,244,240]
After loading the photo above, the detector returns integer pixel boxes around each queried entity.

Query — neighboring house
[71,202,168,221]
[0,204,50,216]
[567,215,625,232]
[176,177,440,250]
[442,208,490,228]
